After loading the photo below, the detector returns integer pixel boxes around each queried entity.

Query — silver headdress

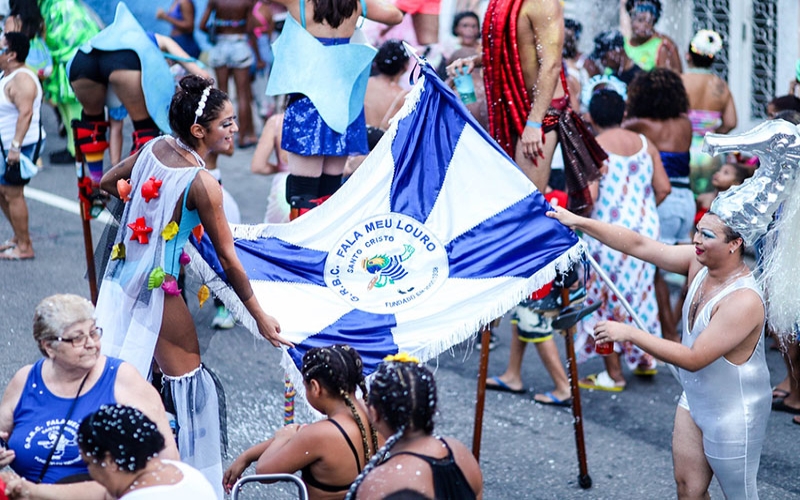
[704,119,800,338]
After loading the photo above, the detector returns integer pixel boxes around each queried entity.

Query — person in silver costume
[547,206,770,500]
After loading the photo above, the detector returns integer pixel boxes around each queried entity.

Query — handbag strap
[30,91,44,163]
[35,371,91,484]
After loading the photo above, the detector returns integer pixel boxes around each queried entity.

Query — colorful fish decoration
[141,176,163,202]
[197,284,210,308]
[161,277,182,296]
[161,221,179,241]
[179,250,191,266]
[110,243,126,261]
[147,267,165,290]
[117,178,132,202]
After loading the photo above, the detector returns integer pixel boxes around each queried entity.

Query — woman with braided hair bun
[76,404,216,498]
[223,345,380,498]
[348,355,482,500]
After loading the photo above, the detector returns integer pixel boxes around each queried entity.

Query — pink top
[253,1,269,38]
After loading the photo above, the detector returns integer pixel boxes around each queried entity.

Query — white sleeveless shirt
[0,67,45,148]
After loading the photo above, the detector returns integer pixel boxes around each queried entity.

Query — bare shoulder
[622,117,652,135]
[659,33,679,49]
[712,75,731,97]
[299,419,340,441]
[357,454,432,499]
[190,169,224,199]
[114,362,161,405]
[717,286,764,317]
[443,437,477,466]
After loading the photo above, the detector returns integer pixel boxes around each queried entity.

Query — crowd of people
[1,0,800,498]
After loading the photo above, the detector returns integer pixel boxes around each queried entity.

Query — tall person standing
[266,0,402,213]
[200,0,262,148]
[0,31,45,261]
[446,0,606,401]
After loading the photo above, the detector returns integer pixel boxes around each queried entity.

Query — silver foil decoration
[705,119,800,339]
[704,119,800,247]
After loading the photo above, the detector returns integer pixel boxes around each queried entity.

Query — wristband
[9,146,20,153]
[526,120,542,129]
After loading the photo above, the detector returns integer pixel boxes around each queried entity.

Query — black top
[384,438,476,500]
[301,419,361,492]
[616,64,645,85]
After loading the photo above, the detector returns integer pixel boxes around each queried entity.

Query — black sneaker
[49,149,75,164]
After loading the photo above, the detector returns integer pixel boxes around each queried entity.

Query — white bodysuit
[679,267,771,499]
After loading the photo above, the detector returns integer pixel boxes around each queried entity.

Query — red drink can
[0,477,7,500]
[595,341,613,356]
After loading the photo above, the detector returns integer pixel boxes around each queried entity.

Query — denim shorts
[657,185,695,245]
[208,34,255,69]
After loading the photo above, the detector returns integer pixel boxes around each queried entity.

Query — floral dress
[576,134,662,369]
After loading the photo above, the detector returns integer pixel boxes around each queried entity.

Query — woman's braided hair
[344,355,437,499]
[77,404,164,473]
[301,345,378,463]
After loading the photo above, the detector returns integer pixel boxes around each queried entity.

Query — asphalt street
[0,106,798,499]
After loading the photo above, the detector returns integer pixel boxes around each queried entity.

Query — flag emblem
[324,213,449,313]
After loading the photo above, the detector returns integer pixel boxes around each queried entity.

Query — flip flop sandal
[485,376,526,394]
[578,371,626,392]
[633,366,658,376]
[534,391,572,407]
[772,388,790,399]
[0,240,16,252]
[772,398,800,415]
[0,247,34,260]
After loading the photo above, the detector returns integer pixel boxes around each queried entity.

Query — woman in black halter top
[347,355,483,499]
[223,345,380,499]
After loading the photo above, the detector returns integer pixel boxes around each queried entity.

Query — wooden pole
[72,121,98,305]
[560,288,592,489]
[471,325,492,461]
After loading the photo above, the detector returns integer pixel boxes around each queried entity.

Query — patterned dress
[576,134,662,369]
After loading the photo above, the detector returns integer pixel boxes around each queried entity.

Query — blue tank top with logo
[8,357,122,483]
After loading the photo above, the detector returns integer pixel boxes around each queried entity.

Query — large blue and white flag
[191,63,583,388]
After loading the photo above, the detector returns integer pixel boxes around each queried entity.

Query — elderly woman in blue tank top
[0,294,177,499]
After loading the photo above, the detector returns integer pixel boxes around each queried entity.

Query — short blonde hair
[33,294,95,356]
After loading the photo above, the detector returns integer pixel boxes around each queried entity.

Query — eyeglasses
[48,327,103,347]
